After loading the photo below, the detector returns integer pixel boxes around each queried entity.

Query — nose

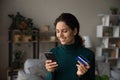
[57,32,63,38]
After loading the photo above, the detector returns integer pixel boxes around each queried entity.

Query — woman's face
[55,21,77,45]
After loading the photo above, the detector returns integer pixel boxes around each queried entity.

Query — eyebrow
[56,27,69,30]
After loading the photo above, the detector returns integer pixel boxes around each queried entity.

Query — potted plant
[103,27,113,37]
[110,7,118,15]
[8,12,38,42]
[12,50,26,69]
[95,75,109,80]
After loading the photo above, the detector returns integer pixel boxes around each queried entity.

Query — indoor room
[0,0,120,80]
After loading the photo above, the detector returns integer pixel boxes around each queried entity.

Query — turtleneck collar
[60,39,82,50]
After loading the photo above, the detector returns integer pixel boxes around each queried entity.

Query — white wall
[0,0,120,79]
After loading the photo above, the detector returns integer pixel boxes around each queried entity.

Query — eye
[62,30,67,33]
[55,30,59,33]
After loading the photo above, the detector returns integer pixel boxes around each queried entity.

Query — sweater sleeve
[78,51,95,80]
[88,52,95,80]
[46,48,56,80]
[46,72,55,80]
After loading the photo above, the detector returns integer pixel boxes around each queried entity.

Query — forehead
[56,21,70,30]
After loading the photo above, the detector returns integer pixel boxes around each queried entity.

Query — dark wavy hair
[54,13,83,46]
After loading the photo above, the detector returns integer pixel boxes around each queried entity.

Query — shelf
[7,68,23,80]
[97,14,120,17]
[39,30,58,53]
[8,28,39,80]
[96,14,120,67]
[40,30,55,33]
[40,40,57,43]
[96,25,120,38]
[8,41,38,43]
[97,14,120,26]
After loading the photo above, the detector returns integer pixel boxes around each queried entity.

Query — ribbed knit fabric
[46,39,95,80]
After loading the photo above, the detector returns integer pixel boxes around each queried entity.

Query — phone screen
[44,52,56,62]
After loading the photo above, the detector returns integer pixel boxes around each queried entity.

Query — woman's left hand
[76,61,90,77]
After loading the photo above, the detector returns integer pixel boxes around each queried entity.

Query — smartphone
[76,55,89,66]
[44,52,56,62]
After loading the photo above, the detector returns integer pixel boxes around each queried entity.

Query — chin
[60,42,66,45]
[61,43,66,45]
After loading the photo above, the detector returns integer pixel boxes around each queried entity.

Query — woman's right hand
[45,60,58,72]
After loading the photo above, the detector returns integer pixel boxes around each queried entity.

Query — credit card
[76,55,89,66]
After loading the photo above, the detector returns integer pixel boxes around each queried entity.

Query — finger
[46,64,58,72]
[85,63,90,69]
[45,60,52,64]
[77,61,90,69]
[76,64,87,75]
[76,64,87,73]
[77,61,85,68]
[48,64,58,69]
[46,62,58,68]
[77,61,85,65]
[45,62,57,67]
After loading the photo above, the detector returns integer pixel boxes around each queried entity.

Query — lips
[59,38,65,42]
[60,39,65,42]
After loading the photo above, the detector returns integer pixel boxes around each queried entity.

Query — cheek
[66,33,74,40]
[69,35,74,41]
[56,32,74,39]
[56,33,59,38]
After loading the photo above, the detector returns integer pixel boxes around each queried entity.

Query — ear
[73,28,77,35]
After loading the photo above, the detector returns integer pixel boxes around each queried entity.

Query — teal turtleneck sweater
[46,40,95,80]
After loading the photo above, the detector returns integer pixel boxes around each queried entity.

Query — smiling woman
[45,13,95,80]
[55,21,76,45]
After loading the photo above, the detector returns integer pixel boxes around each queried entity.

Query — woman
[45,13,95,80]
